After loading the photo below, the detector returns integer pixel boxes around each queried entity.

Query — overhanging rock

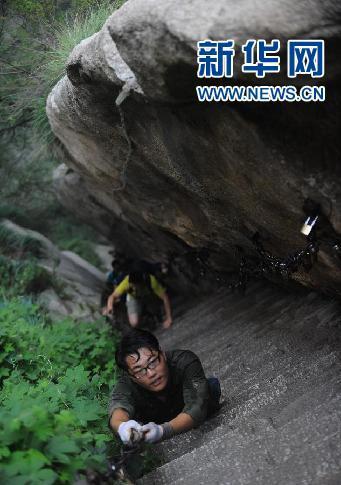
[47,0,341,295]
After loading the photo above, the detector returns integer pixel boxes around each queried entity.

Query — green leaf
[54,410,76,428]
[1,467,57,485]
[0,297,122,480]
[94,433,111,447]
[9,418,21,432]
[5,449,50,476]
[0,445,10,458]
[72,399,103,426]
[45,436,80,464]
[31,468,58,484]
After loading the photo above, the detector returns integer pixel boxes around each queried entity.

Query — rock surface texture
[47,0,341,296]
[139,283,341,484]
[1,220,105,321]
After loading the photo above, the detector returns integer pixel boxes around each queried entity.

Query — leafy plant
[0,256,54,299]
[0,300,120,483]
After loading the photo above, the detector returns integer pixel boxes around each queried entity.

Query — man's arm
[150,275,173,328]
[160,291,173,328]
[141,412,194,443]
[108,376,136,431]
[181,351,210,424]
[110,408,130,432]
[110,407,193,443]
[169,412,195,433]
[105,275,129,314]
[110,408,144,446]
[105,290,119,315]
[163,358,208,436]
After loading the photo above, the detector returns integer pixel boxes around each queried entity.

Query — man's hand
[141,422,163,443]
[162,317,173,329]
[106,294,115,315]
[118,420,143,446]
[102,306,109,316]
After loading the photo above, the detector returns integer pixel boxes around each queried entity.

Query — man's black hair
[115,329,161,371]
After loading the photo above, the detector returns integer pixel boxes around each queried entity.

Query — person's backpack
[129,272,153,300]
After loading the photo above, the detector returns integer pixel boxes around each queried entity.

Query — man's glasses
[130,352,160,379]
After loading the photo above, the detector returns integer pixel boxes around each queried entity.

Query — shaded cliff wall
[47,0,341,295]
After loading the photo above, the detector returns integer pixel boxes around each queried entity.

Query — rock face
[1,220,106,321]
[139,282,341,484]
[47,0,341,295]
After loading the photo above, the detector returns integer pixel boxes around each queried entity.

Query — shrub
[48,218,103,269]
[0,256,54,299]
[37,0,126,146]
[0,300,120,483]
[0,204,103,270]
[0,224,42,259]
[1,0,127,150]
[0,300,119,387]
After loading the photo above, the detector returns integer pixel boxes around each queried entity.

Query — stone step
[140,395,341,485]
[138,281,341,483]
[148,363,341,465]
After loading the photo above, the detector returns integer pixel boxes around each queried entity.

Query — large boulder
[1,220,106,321]
[47,0,341,295]
[1,219,60,264]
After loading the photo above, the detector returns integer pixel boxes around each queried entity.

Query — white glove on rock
[141,422,164,443]
[118,420,143,446]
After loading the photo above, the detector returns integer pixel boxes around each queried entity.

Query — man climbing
[105,270,173,329]
[101,258,127,313]
[109,329,221,446]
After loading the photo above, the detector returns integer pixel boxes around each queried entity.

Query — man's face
[125,347,169,392]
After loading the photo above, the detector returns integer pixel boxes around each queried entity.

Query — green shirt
[108,350,211,425]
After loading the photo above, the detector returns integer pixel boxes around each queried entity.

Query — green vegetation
[47,217,103,268]
[31,0,125,147]
[0,256,54,299]
[0,224,56,299]
[0,200,102,268]
[0,299,120,484]
[0,224,42,259]
[0,3,158,482]
[1,0,125,147]
[0,0,126,265]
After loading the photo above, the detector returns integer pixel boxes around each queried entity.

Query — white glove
[141,422,164,443]
[118,420,143,446]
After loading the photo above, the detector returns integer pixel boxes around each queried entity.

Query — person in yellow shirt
[106,271,173,329]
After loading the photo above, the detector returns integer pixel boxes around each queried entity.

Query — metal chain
[84,442,143,484]
[108,443,142,478]
[228,231,320,293]
[167,228,322,293]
